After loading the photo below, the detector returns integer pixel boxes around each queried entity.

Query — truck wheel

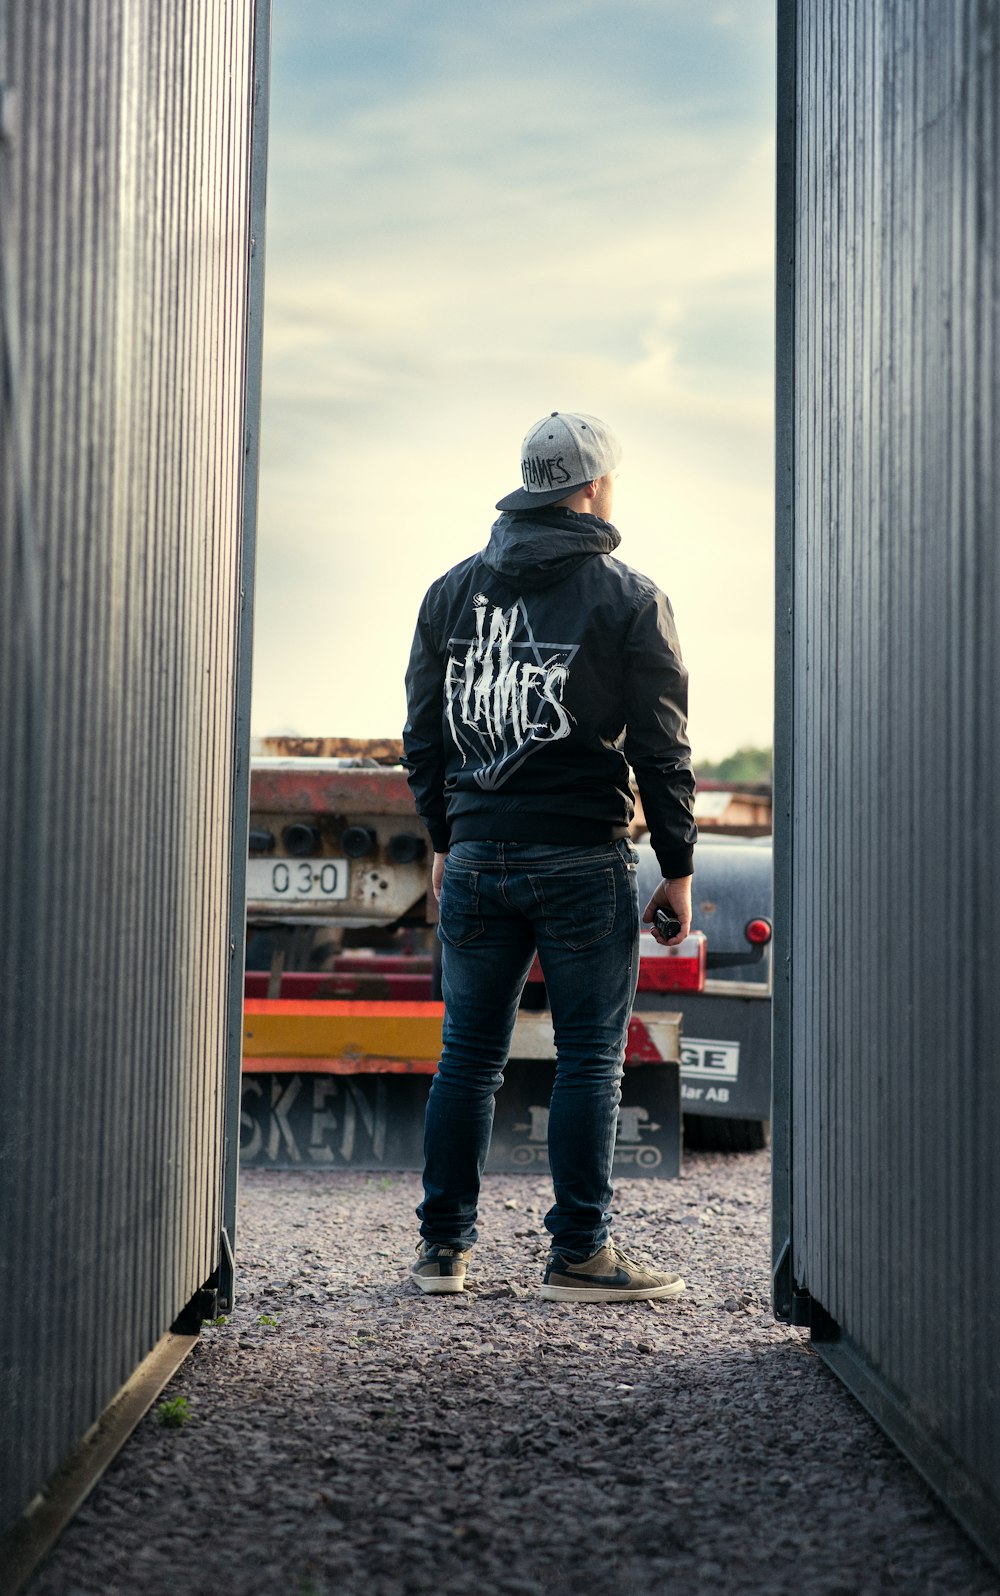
[683,1115,770,1153]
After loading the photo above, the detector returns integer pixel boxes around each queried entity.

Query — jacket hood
[481,507,621,591]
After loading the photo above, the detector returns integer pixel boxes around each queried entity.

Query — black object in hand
[653,907,682,940]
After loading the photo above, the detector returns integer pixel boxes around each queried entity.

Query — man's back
[404,503,695,879]
[402,410,695,1305]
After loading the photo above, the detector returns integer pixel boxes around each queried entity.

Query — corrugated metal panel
[774,0,1000,1567]
[222,0,271,1317]
[0,0,263,1533]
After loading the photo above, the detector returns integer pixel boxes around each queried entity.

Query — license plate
[245,857,349,904]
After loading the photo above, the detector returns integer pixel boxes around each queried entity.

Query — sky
[252,0,776,763]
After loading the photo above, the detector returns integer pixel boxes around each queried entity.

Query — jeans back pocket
[438,865,485,947]
[532,866,616,950]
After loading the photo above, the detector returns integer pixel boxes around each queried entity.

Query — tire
[683,1115,771,1154]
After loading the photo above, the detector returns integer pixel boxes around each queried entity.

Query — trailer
[240,742,771,1169]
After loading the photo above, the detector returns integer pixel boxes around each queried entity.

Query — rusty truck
[240,739,771,1169]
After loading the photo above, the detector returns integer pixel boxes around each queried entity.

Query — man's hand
[432,851,448,904]
[642,876,692,947]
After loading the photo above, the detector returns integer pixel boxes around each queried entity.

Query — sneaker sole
[411,1273,466,1295]
[539,1278,685,1302]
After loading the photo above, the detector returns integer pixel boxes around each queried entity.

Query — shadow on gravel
[25,1163,1000,1596]
[274,1336,994,1596]
[30,1324,999,1596]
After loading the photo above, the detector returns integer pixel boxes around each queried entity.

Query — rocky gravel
[28,1151,998,1596]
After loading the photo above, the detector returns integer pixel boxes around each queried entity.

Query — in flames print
[444,594,578,790]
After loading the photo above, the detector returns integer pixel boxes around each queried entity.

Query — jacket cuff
[653,845,694,880]
[427,822,451,854]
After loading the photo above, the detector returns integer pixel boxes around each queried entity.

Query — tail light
[283,823,320,857]
[745,918,772,945]
[638,929,707,993]
[340,825,377,858]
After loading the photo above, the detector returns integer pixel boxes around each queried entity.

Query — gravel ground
[29,1151,999,1596]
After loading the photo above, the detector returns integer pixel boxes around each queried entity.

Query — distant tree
[696,744,772,784]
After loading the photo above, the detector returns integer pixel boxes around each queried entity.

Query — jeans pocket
[619,837,639,868]
[533,867,616,950]
[438,865,484,947]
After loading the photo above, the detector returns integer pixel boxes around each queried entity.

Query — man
[402,411,696,1303]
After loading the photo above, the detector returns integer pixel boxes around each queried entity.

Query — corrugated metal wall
[0,0,265,1533]
[774,0,1000,1567]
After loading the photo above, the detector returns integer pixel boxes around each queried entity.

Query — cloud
[252,5,775,761]
[263,107,774,404]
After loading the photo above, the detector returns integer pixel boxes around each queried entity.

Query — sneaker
[410,1242,472,1295]
[540,1242,685,1303]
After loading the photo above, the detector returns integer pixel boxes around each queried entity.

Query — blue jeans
[418,837,640,1259]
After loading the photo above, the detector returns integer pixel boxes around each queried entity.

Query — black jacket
[402,506,696,878]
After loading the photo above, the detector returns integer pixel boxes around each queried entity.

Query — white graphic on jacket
[444,594,579,790]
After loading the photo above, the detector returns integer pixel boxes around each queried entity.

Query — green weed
[155,1395,191,1428]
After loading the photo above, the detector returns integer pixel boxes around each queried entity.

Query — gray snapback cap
[496,411,623,512]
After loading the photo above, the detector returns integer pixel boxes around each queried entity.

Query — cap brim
[495,480,587,513]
